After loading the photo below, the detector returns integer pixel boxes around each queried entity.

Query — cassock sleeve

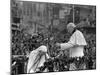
[60,32,76,50]
[60,30,87,50]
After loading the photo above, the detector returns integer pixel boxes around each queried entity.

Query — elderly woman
[27,45,49,73]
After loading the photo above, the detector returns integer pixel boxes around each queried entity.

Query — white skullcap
[67,23,76,29]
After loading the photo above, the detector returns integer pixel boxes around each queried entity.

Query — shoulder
[76,30,82,33]
[75,30,83,35]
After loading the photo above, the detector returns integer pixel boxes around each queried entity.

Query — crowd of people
[12,30,43,55]
[11,25,96,74]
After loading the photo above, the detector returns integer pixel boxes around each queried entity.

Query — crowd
[12,30,44,55]
[11,25,96,74]
[35,32,96,72]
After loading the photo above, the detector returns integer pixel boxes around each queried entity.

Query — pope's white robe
[60,30,87,57]
[27,45,49,73]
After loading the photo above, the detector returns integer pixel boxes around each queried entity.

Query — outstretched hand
[55,43,61,48]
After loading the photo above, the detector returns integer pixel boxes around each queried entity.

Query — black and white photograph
[11,0,96,75]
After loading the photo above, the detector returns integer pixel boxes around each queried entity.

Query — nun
[27,45,49,73]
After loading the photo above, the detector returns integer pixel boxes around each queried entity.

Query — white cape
[60,30,87,57]
[27,45,49,73]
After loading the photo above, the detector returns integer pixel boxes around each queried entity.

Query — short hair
[67,23,76,29]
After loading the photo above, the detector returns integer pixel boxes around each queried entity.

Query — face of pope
[67,26,74,34]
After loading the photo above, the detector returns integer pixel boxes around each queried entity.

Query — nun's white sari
[27,45,49,73]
